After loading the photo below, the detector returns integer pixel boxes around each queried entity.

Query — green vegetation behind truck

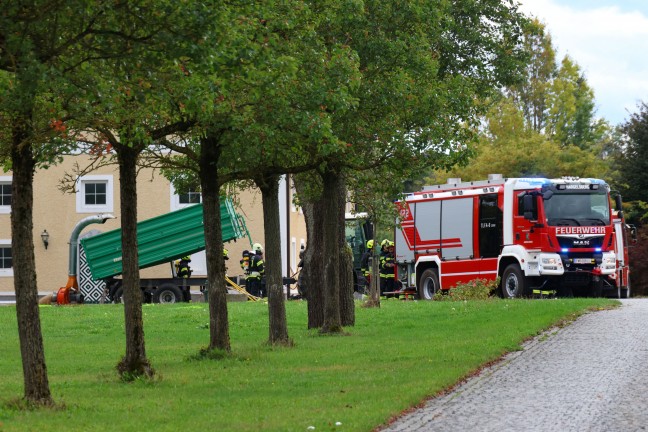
[81,198,246,303]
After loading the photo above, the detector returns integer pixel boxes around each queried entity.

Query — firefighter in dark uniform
[240,250,251,274]
[359,239,374,294]
[247,243,265,298]
[176,255,192,301]
[176,256,192,278]
[240,249,251,292]
[223,248,229,275]
[379,241,396,296]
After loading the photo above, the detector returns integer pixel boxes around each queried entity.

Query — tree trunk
[366,221,381,308]
[200,133,230,352]
[337,179,354,326]
[339,244,355,326]
[11,121,53,405]
[257,174,290,345]
[320,167,342,333]
[115,143,154,379]
[294,175,325,329]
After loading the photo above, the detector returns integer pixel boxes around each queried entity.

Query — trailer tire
[113,288,124,304]
[418,268,440,300]
[502,263,527,298]
[153,285,182,304]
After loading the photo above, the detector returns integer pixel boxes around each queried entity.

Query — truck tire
[502,263,527,298]
[418,268,440,300]
[591,280,603,298]
[620,287,630,299]
[153,285,182,304]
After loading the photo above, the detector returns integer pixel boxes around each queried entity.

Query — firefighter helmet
[223,248,229,260]
[181,256,191,261]
[367,239,374,249]
[253,243,264,252]
[381,239,390,248]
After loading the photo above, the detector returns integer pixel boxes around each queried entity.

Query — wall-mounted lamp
[41,230,50,250]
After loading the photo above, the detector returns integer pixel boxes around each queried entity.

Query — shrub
[433,278,500,301]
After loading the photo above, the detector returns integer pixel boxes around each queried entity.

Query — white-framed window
[0,240,12,277]
[179,189,201,205]
[0,176,11,214]
[170,184,202,211]
[76,175,114,213]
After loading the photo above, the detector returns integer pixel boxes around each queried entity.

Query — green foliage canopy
[614,102,648,203]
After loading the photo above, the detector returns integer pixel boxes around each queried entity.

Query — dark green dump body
[81,199,244,280]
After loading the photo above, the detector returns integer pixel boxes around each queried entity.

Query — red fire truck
[394,175,629,299]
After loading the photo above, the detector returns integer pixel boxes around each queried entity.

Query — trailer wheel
[418,268,440,300]
[502,264,527,298]
[113,288,124,304]
[153,285,182,304]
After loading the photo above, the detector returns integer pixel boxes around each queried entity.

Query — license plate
[573,258,592,264]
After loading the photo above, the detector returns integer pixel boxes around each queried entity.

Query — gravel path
[382,299,648,432]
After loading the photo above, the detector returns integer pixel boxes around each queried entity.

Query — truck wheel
[153,285,182,304]
[620,287,630,299]
[418,268,440,300]
[591,280,603,298]
[502,264,527,298]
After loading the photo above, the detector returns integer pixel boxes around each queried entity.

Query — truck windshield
[544,191,610,226]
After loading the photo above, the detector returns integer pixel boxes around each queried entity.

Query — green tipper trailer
[81,199,248,303]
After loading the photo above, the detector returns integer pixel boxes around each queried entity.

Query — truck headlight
[541,257,559,270]
[601,255,616,270]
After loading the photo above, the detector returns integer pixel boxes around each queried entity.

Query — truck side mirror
[615,194,623,211]
[523,195,535,220]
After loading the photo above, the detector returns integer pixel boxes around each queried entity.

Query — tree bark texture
[337,177,355,326]
[258,174,290,345]
[115,143,154,379]
[339,244,355,326]
[11,121,53,405]
[293,175,325,328]
[200,133,231,352]
[302,199,325,327]
[320,167,342,333]
[366,221,382,308]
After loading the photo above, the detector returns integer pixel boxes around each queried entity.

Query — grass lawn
[0,298,615,431]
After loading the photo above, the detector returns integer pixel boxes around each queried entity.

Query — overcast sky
[518,0,648,126]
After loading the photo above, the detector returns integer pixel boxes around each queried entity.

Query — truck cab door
[514,193,542,247]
